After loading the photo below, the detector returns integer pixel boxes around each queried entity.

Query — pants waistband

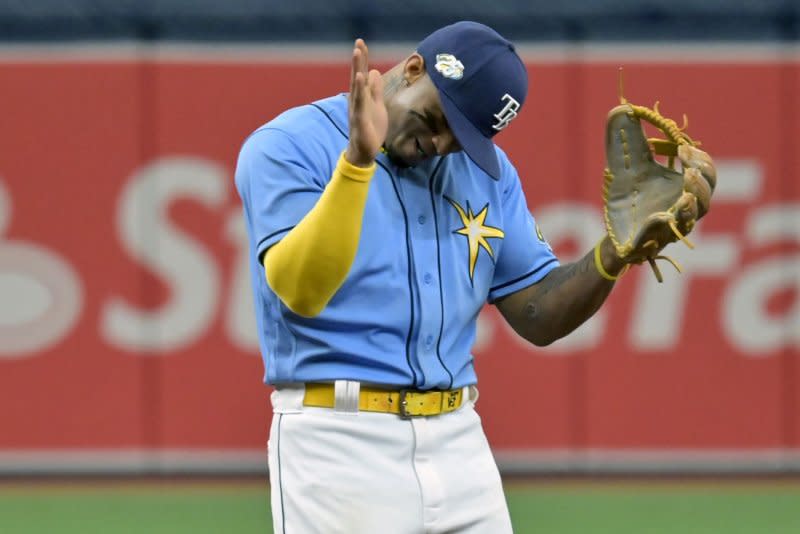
[272,381,475,417]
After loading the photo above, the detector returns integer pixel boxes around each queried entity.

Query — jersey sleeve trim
[487,257,559,303]
[257,225,295,261]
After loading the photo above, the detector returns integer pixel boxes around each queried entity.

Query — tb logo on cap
[492,93,520,131]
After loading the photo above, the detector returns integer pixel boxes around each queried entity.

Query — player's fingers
[349,45,361,96]
[355,39,368,76]
[352,71,365,112]
[357,39,369,70]
[678,144,717,192]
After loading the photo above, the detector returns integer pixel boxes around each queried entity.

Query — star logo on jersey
[446,197,504,283]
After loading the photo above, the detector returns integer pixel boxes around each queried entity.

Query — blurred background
[1,1,799,532]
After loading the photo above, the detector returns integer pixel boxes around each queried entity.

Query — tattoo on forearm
[513,249,615,345]
[535,252,595,298]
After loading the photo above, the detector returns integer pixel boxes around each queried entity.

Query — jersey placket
[396,165,450,390]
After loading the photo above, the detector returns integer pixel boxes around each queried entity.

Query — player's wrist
[338,151,376,182]
[594,236,628,281]
[344,147,376,170]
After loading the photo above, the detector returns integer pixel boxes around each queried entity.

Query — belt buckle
[398,389,415,419]
[398,389,443,418]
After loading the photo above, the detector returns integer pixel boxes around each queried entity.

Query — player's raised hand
[345,39,388,167]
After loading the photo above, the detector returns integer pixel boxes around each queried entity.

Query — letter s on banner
[0,181,83,358]
[101,158,226,353]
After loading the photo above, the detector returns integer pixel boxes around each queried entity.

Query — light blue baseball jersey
[235,94,559,390]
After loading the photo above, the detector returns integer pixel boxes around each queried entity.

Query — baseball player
[235,21,715,533]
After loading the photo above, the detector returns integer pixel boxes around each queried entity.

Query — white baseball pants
[268,382,513,534]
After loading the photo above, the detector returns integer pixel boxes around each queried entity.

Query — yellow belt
[303,383,464,418]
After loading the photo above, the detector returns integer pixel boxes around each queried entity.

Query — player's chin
[404,138,430,166]
[386,141,422,168]
[403,153,426,167]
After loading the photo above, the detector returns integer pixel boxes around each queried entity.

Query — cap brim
[438,88,501,180]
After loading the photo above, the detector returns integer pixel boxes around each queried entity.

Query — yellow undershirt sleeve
[263,152,376,317]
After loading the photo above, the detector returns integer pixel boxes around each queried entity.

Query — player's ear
[403,53,426,86]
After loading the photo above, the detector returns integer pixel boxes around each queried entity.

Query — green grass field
[1,479,798,533]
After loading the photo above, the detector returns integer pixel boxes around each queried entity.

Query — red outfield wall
[0,50,798,467]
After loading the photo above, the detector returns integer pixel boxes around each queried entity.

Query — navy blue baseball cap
[417,21,528,180]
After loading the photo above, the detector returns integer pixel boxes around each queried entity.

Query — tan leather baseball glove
[602,99,717,282]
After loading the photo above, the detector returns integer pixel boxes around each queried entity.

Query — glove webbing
[606,102,697,282]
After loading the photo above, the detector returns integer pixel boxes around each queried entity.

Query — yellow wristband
[337,152,377,183]
[594,239,627,281]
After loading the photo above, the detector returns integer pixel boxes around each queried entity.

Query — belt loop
[333,380,360,414]
[467,385,479,405]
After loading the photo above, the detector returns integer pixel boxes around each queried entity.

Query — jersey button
[417,215,426,225]
[423,273,433,284]
[425,335,434,346]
